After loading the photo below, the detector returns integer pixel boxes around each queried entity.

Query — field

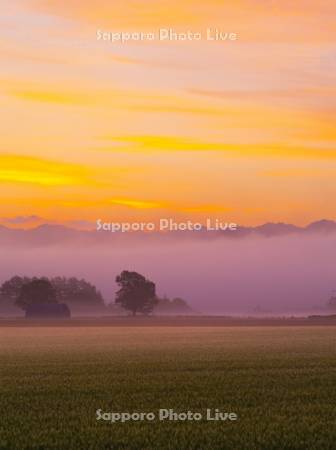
[1,322,336,449]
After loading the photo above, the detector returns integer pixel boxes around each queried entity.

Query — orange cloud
[100,135,336,160]
[0,154,99,186]
[10,89,92,105]
[107,198,162,209]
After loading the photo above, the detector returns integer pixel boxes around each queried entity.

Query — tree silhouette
[115,271,157,316]
[51,277,104,306]
[155,296,193,314]
[0,276,32,302]
[327,291,336,310]
[1,276,104,311]
[16,278,57,311]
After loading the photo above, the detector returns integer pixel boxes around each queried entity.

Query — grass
[0,325,336,449]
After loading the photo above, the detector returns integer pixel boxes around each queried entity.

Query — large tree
[16,278,57,311]
[115,271,157,316]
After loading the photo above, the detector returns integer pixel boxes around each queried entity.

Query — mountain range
[0,220,336,247]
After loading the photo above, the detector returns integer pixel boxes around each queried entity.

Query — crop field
[1,324,336,449]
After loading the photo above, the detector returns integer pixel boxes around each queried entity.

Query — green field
[1,324,336,449]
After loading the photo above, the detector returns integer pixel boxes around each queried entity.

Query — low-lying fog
[1,233,335,315]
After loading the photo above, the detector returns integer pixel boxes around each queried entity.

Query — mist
[1,233,335,315]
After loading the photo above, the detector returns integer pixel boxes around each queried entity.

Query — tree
[171,297,190,311]
[1,275,105,312]
[0,276,32,302]
[16,278,57,311]
[51,277,104,308]
[327,292,336,310]
[115,271,157,316]
[155,296,193,314]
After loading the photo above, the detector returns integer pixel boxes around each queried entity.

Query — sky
[1,0,336,226]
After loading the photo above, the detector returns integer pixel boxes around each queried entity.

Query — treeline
[155,296,193,315]
[0,273,193,316]
[0,276,105,313]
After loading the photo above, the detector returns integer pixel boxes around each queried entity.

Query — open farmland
[1,323,336,449]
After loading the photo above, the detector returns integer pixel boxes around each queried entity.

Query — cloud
[109,53,197,71]
[9,88,92,105]
[0,154,99,186]
[187,87,336,101]
[107,135,227,152]
[2,79,122,107]
[100,135,336,159]
[107,198,162,209]
[104,198,231,212]
[25,0,336,43]
[0,215,43,225]
[4,79,178,109]
[261,168,336,178]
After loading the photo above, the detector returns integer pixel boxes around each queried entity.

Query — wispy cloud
[0,154,98,186]
[261,168,336,178]
[100,135,336,159]
[188,87,336,101]
[107,198,162,209]
[9,88,92,105]
[25,0,336,42]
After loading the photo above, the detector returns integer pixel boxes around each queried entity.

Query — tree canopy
[115,271,157,315]
[16,278,57,311]
[0,276,31,302]
[0,276,104,311]
[51,277,104,306]
[327,293,336,310]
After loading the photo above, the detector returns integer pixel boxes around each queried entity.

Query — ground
[0,320,336,449]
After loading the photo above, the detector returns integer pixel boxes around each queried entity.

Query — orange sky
[1,0,336,227]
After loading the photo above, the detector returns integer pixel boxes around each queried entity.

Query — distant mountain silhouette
[0,215,43,225]
[304,220,336,234]
[253,222,300,237]
[0,224,87,247]
[0,220,335,247]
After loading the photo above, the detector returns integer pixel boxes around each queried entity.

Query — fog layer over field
[1,232,335,314]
